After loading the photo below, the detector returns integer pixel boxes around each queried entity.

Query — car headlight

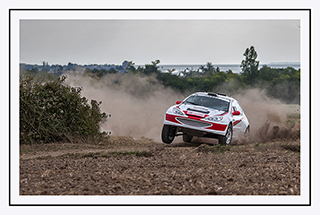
[206,116,223,122]
[172,107,184,115]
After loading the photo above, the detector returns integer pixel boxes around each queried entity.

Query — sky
[20,19,300,66]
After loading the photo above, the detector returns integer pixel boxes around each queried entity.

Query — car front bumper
[164,113,228,136]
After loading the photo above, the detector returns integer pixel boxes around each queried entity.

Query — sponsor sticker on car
[187,111,205,117]
[192,106,209,112]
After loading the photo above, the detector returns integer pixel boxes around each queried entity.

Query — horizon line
[20,62,301,66]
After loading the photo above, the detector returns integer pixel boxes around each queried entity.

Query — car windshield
[183,95,229,112]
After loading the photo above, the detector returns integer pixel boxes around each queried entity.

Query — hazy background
[20,19,300,66]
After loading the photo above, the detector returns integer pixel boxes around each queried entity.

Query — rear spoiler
[207,92,227,97]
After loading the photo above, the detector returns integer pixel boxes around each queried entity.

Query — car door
[232,101,246,134]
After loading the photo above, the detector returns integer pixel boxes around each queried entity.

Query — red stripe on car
[206,123,228,131]
[165,114,182,124]
[233,117,243,126]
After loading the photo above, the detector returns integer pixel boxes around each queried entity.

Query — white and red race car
[161,92,250,145]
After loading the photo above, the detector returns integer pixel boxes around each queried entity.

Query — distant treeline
[83,60,300,104]
[21,46,300,104]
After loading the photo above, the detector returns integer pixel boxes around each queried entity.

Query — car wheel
[161,125,177,144]
[182,134,193,143]
[219,124,233,145]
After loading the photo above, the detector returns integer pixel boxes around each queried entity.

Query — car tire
[182,134,193,143]
[161,125,176,144]
[219,124,233,145]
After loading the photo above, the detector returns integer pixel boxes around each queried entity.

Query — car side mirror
[176,100,182,104]
[232,110,240,116]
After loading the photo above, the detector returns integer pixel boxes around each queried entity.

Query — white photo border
[10,9,311,206]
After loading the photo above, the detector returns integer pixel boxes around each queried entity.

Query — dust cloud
[231,89,300,143]
[65,74,299,144]
[65,73,183,142]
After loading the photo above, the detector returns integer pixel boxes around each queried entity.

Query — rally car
[161,92,250,145]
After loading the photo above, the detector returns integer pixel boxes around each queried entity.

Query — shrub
[20,75,109,144]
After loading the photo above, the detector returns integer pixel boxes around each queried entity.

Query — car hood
[177,103,227,118]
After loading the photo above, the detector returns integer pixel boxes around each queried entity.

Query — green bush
[20,75,108,144]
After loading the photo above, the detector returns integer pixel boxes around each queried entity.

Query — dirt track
[20,136,300,195]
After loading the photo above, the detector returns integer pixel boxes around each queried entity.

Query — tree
[124,61,136,73]
[151,59,160,66]
[199,62,215,76]
[106,68,118,74]
[143,59,161,75]
[240,46,260,85]
[167,69,176,74]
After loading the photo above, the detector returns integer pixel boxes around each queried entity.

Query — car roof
[190,92,234,102]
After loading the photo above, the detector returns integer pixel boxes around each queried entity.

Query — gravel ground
[20,136,300,195]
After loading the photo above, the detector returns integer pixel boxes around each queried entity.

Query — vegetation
[19,46,300,144]
[22,46,300,103]
[81,46,298,103]
[20,67,61,82]
[240,46,260,85]
[98,46,298,103]
[20,75,108,144]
